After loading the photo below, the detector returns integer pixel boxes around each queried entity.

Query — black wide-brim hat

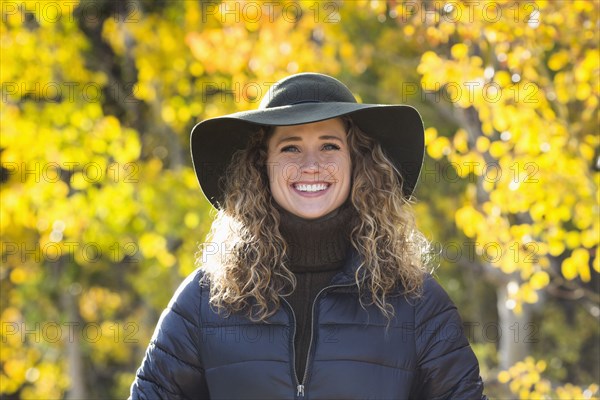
[190,73,424,209]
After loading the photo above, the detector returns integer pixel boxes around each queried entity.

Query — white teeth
[294,183,329,192]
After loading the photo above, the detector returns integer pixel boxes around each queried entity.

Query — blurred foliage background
[1,0,598,398]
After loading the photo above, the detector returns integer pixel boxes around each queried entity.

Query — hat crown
[260,73,357,109]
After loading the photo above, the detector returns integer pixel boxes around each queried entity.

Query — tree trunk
[62,290,87,400]
[496,282,531,370]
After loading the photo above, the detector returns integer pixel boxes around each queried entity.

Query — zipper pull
[297,384,305,397]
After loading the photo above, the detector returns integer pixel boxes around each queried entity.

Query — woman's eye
[281,145,299,153]
[323,143,340,151]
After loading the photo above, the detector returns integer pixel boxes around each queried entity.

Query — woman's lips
[291,182,332,197]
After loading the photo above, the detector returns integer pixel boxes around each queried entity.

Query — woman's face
[266,118,352,220]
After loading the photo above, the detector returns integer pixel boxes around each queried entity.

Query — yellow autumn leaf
[571,248,591,282]
[494,71,512,88]
[184,212,200,228]
[547,50,570,71]
[139,232,167,258]
[520,284,539,303]
[453,128,469,153]
[476,136,490,153]
[530,271,550,290]
[500,259,517,274]
[576,83,591,100]
[548,240,565,257]
[561,258,578,280]
[571,248,590,263]
[157,251,177,268]
[424,127,438,145]
[578,263,591,283]
[426,136,451,160]
[489,141,507,158]
[581,229,599,248]
[9,267,27,284]
[70,172,90,190]
[498,370,511,383]
[564,231,581,249]
[451,43,469,59]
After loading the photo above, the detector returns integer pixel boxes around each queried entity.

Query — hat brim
[190,102,424,208]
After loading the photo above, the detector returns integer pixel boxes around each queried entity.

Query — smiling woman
[130,73,487,399]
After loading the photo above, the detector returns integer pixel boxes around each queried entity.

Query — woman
[130,73,486,399]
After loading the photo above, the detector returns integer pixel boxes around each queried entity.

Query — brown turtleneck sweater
[276,201,355,381]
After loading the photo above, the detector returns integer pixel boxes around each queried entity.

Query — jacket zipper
[280,297,305,397]
[282,282,355,398]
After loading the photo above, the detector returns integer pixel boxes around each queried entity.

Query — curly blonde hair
[198,117,430,322]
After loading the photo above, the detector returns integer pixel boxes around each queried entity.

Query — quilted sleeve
[411,275,487,400]
[129,269,210,400]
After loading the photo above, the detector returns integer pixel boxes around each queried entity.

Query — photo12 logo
[1,81,140,104]
[1,1,140,24]
[399,80,540,105]
[394,1,540,25]
[1,321,139,344]
[1,241,140,264]
[420,160,540,185]
[2,161,139,184]
[200,1,341,23]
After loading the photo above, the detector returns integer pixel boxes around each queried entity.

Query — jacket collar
[328,247,366,287]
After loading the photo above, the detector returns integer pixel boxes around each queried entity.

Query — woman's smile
[292,182,330,192]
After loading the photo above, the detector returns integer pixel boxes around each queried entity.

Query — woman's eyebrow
[276,135,343,146]
[319,135,343,142]
[276,136,302,146]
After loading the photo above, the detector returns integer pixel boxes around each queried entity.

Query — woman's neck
[274,201,356,272]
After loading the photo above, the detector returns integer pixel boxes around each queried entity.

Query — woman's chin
[287,204,333,220]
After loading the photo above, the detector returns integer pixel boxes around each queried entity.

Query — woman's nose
[301,160,319,173]
[299,152,321,173]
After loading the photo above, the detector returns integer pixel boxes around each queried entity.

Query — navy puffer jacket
[130,251,486,399]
